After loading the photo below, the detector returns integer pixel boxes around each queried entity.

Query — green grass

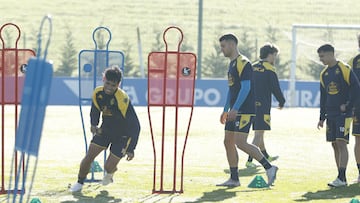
[1,106,360,202]
[1,0,360,79]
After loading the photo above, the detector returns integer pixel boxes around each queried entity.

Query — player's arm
[317,80,327,129]
[90,94,101,134]
[349,70,360,110]
[269,71,285,108]
[319,83,327,121]
[220,91,230,124]
[124,102,141,160]
[232,80,250,111]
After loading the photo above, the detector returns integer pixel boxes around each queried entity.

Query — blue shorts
[353,111,360,136]
[253,114,271,130]
[225,114,254,133]
[326,114,351,143]
[91,130,131,159]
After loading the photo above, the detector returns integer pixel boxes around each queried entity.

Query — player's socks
[338,167,347,182]
[261,150,270,159]
[230,167,239,181]
[259,158,271,170]
[78,176,86,184]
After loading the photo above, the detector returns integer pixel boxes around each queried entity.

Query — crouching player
[69,65,140,192]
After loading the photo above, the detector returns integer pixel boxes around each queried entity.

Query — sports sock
[259,158,271,170]
[77,176,86,184]
[261,150,269,159]
[338,167,346,182]
[357,164,360,175]
[230,167,239,181]
[247,156,253,162]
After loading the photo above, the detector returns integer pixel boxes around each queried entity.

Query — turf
[1,106,360,202]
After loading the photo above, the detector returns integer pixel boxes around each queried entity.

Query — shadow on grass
[294,183,360,202]
[184,188,236,203]
[223,166,262,177]
[61,190,122,203]
[138,193,181,203]
[185,186,271,203]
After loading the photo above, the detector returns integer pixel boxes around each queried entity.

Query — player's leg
[247,113,277,167]
[234,114,278,186]
[217,121,240,187]
[352,112,360,182]
[223,131,238,168]
[79,143,106,178]
[217,131,240,187]
[331,142,340,169]
[336,139,349,181]
[328,115,350,187]
[328,140,348,187]
[354,136,360,182]
[69,143,105,192]
[246,130,264,167]
[100,136,131,186]
[102,152,121,185]
[235,132,278,186]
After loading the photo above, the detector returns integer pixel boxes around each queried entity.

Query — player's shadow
[184,188,236,203]
[61,190,122,203]
[294,183,360,202]
[223,166,262,177]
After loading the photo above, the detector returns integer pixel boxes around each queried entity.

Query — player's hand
[90,126,102,135]
[220,112,228,124]
[227,109,237,121]
[317,120,324,130]
[126,152,134,161]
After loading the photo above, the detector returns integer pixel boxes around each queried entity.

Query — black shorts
[253,114,271,130]
[326,114,351,143]
[353,111,360,136]
[91,131,131,159]
[225,114,254,133]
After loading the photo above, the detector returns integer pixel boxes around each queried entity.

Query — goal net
[288,24,360,106]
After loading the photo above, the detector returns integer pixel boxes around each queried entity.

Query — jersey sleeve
[90,91,101,126]
[239,62,253,81]
[349,70,360,110]
[125,102,141,153]
[319,74,327,121]
[269,71,286,107]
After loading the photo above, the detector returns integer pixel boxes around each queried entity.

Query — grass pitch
[1,106,360,202]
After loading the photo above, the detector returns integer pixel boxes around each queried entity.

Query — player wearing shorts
[70,66,141,192]
[245,43,285,168]
[216,34,278,187]
[317,44,360,187]
[347,33,360,183]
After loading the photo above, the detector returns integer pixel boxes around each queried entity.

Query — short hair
[219,34,238,45]
[260,43,279,59]
[317,44,334,53]
[103,65,122,84]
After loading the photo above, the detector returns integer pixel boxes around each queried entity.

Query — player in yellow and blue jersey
[70,66,141,192]
[245,43,285,168]
[216,34,278,187]
[347,33,360,183]
[317,44,360,187]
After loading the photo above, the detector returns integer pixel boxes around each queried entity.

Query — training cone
[91,161,103,172]
[248,175,269,188]
[30,197,41,203]
[350,198,360,203]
